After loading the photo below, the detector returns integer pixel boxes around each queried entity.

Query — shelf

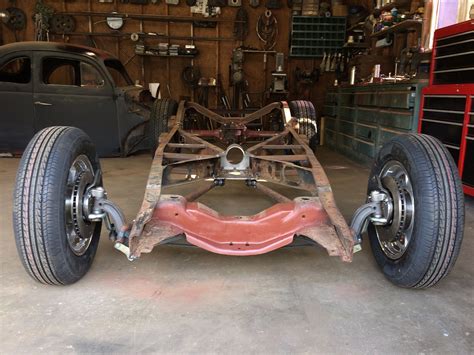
[290,16,346,58]
[136,53,196,58]
[377,0,411,12]
[343,43,369,48]
[293,30,345,34]
[59,11,238,23]
[347,22,365,32]
[291,45,344,49]
[346,13,369,32]
[371,20,422,38]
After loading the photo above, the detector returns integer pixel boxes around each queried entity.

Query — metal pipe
[51,31,236,41]
[184,182,217,201]
[58,11,244,23]
[255,183,291,203]
[244,130,281,138]
[187,129,222,138]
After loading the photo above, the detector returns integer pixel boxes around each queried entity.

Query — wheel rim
[374,160,415,260]
[65,155,96,256]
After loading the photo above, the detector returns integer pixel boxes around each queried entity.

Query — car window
[104,59,133,87]
[43,58,105,88]
[0,56,31,84]
[80,62,105,88]
[43,58,79,86]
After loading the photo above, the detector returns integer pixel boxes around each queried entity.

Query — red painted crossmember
[131,194,349,258]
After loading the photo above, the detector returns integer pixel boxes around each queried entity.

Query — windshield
[104,59,133,87]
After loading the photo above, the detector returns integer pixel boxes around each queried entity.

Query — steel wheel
[373,160,415,260]
[65,154,97,256]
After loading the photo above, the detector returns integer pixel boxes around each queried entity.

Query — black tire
[289,100,319,152]
[150,98,178,154]
[13,127,102,285]
[367,134,464,288]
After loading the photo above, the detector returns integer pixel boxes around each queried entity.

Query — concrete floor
[0,147,472,354]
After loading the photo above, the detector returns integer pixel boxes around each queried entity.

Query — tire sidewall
[368,137,436,287]
[45,128,101,282]
[150,99,178,153]
[289,100,318,151]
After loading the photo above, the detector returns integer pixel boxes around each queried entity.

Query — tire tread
[14,127,69,284]
[13,126,101,285]
[368,133,464,288]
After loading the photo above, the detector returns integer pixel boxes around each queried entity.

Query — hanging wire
[256,10,278,50]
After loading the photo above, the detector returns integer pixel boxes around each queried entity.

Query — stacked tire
[149,98,178,154]
[289,100,319,152]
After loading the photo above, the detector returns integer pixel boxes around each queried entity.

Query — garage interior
[0,0,473,353]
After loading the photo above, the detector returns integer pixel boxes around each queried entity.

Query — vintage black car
[0,42,153,157]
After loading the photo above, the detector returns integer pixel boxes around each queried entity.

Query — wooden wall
[1,0,350,108]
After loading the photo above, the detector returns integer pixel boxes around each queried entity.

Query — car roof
[0,41,118,61]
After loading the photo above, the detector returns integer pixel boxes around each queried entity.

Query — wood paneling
[1,0,349,108]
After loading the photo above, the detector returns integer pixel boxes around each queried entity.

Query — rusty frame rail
[127,101,354,261]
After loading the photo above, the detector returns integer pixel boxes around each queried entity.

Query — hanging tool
[50,14,76,34]
[197,77,216,108]
[5,7,26,31]
[194,20,217,28]
[265,0,282,9]
[33,1,54,41]
[233,7,248,41]
[182,66,201,88]
[294,67,320,84]
[294,67,319,99]
[209,0,227,6]
[217,74,231,110]
[320,52,327,71]
[249,0,260,7]
[325,52,332,72]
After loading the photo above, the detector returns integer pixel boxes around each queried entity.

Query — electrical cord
[256,10,278,50]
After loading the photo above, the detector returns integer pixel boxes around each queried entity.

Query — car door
[0,52,34,155]
[33,52,120,156]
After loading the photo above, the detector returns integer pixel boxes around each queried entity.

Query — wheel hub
[374,161,414,259]
[65,155,96,256]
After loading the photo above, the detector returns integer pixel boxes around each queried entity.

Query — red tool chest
[419,20,474,196]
